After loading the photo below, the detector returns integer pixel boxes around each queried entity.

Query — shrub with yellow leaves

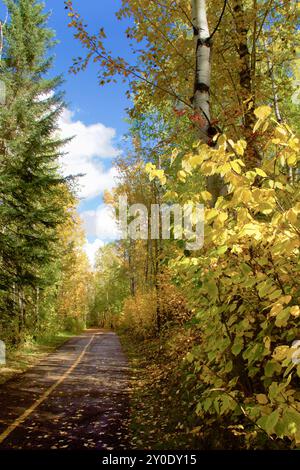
[169,108,300,448]
[121,289,157,339]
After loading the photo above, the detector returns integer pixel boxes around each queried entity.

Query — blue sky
[1,0,134,264]
[46,0,131,135]
[45,1,132,263]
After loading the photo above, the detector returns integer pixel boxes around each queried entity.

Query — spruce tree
[0,0,68,342]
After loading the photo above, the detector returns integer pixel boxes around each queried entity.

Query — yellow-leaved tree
[56,208,92,333]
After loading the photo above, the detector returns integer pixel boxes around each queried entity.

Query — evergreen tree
[0,0,68,342]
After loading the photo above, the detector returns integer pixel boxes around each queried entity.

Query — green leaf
[206,280,218,300]
[264,409,280,434]
[268,289,282,301]
[275,308,290,327]
[203,398,212,412]
[214,399,220,415]
[264,360,281,377]
[186,352,194,363]
[216,245,228,255]
[232,337,243,356]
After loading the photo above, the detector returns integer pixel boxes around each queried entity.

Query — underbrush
[120,319,295,449]
[119,325,247,450]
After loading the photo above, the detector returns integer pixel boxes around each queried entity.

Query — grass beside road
[0,331,74,385]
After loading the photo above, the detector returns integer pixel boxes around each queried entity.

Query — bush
[63,316,85,334]
[173,109,300,448]
[121,289,157,339]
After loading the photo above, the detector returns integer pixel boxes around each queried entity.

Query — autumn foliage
[67,0,300,449]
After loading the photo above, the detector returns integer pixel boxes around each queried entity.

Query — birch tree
[191,0,228,205]
[191,0,211,139]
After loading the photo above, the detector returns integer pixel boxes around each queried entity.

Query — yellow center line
[0,334,95,445]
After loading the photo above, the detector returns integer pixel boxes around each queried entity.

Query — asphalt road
[0,330,130,450]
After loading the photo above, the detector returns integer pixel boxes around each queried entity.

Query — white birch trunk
[263,40,282,123]
[192,0,211,133]
[191,0,226,206]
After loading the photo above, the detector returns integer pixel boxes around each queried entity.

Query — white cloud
[58,109,120,200]
[81,205,122,241]
[59,109,119,160]
[82,203,122,267]
[84,239,104,267]
[66,162,118,200]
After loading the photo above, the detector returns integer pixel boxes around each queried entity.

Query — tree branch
[209,0,228,41]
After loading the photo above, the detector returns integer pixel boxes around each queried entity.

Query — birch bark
[191,0,211,136]
[191,0,225,206]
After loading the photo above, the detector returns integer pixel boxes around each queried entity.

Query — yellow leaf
[170,148,179,165]
[279,295,292,305]
[155,169,166,185]
[288,137,299,151]
[256,168,267,177]
[231,160,242,174]
[177,170,187,182]
[253,119,263,133]
[262,121,269,133]
[239,223,261,238]
[290,306,300,317]
[219,162,231,175]
[275,125,287,136]
[270,303,283,317]
[287,153,297,166]
[286,208,298,224]
[201,191,212,202]
[254,105,272,120]
[218,135,227,147]
[235,141,245,156]
[256,394,268,405]
[206,208,219,221]
[272,345,289,361]
[190,154,205,168]
[145,162,156,173]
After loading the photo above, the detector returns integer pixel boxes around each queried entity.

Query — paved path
[0,330,130,450]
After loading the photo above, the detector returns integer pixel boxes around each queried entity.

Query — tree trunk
[263,40,282,124]
[154,237,162,334]
[192,0,211,136]
[191,0,225,206]
[154,172,163,334]
[18,288,25,335]
[128,239,136,296]
[232,0,260,167]
[35,287,40,333]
